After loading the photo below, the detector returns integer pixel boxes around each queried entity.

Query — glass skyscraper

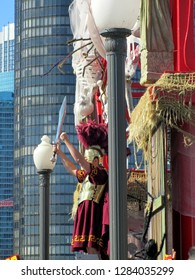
[14,0,77,259]
[0,23,15,260]
[0,91,14,260]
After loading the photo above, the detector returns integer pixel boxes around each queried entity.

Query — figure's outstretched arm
[53,142,77,176]
[60,132,90,173]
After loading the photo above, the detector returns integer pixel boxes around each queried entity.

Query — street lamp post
[102,28,130,260]
[33,135,56,260]
[91,0,140,260]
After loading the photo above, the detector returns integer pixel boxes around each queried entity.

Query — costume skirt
[71,199,109,256]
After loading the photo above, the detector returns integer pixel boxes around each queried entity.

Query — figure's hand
[60,132,69,143]
[52,143,57,153]
[52,143,61,155]
[51,143,61,163]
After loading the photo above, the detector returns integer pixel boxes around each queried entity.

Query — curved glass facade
[14,0,77,259]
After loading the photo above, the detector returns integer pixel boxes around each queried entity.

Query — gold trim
[128,171,147,184]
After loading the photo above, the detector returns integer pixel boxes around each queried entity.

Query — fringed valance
[128,72,195,159]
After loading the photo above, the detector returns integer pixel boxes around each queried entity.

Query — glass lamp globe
[33,135,56,171]
[91,0,140,33]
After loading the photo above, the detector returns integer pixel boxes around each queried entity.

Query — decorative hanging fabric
[140,0,174,85]
[128,72,195,160]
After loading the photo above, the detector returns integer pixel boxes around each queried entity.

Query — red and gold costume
[71,163,109,259]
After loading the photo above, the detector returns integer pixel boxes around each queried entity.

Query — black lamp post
[33,135,56,260]
[91,0,140,260]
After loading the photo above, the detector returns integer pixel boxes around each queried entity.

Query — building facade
[0,23,15,260]
[0,92,14,260]
[0,23,14,73]
[14,0,77,259]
